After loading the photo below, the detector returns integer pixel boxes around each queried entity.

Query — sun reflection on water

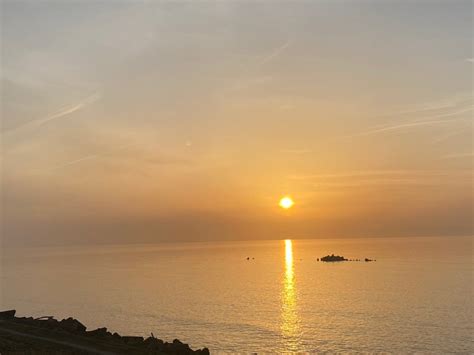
[281,239,300,351]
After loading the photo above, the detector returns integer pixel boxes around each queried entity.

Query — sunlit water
[1,237,472,353]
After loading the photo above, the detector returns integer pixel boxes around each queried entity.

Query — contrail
[56,154,100,168]
[354,106,473,137]
[258,40,291,66]
[48,142,139,171]
[223,40,291,94]
[36,92,101,126]
[409,105,473,122]
[356,118,469,136]
[2,92,101,134]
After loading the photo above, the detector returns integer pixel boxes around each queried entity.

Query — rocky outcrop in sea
[318,254,377,262]
[320,254,347,262]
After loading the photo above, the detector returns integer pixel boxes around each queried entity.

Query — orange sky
[2,1,472,246]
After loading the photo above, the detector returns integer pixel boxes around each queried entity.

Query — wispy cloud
[221,40,291,95]
[290,170,425,180]
[46,142,138,171]
[441,152,474,160]
[382,94,472,117]
[353,96,473,137]
[288,170,472,189]
[55,154,100,168]
[44,141,192,172]
[37,92,101,126]
[355,117,469,136]
[310,179,471,189]
[258,40,291,66]
[3,92,101,134]
[288,169,471,180]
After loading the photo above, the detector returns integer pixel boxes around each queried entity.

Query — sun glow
[279,196,294,209]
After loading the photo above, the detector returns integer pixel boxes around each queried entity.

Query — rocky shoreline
[0,310,209,354]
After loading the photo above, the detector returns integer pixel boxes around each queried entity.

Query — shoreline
[0,310,209,354]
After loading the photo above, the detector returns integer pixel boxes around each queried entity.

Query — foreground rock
[0,310,209,354]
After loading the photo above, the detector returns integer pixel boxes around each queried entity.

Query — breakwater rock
[0,309,209,354]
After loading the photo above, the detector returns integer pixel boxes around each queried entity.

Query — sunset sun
[279,196,294,209]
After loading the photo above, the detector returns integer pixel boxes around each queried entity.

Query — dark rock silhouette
[0,310,16,320]
[122,336,145,345]
[318,255,376,262]
[59,317,86,332]
[320,254,348,262]
[87,327,109,337]
[0,310,209,354]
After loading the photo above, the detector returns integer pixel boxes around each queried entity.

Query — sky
[1,0,472,246]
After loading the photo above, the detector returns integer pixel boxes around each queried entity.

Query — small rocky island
[318,254,376,262]
[0,310,209,354]
[319,254,348,262]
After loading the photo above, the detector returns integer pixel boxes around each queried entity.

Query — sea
[1,236,472,353]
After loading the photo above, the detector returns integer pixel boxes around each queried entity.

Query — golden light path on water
[281,239,300,351]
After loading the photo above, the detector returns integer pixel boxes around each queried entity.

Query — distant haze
[1,1,472,246]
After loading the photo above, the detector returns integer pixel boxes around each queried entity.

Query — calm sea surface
[2,237,473,353]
